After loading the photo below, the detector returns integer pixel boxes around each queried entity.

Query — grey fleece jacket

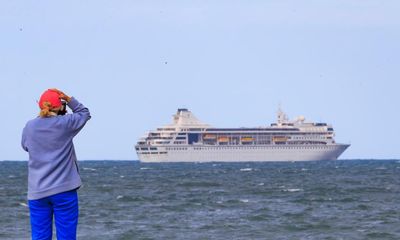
[21,97,91,200]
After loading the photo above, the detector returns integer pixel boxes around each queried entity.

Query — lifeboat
[203,134,217,140]
[272,136,288,142]
[218,137,229,142]
[241,137,254,142]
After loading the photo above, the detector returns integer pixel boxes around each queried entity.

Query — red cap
[38,89,62,109]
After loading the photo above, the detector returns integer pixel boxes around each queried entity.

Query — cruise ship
[135,108,350,162]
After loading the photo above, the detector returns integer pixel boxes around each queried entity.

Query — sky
[1,0,399,160]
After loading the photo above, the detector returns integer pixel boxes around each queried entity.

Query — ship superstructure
[135,108,350,162]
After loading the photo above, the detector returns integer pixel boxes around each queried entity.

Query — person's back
[22,89,91,240]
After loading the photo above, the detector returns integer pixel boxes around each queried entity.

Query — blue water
[1,160,400,239]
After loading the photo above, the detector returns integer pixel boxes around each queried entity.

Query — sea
[1,160,400,240]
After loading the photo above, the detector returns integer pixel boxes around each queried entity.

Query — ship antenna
[277,103,288,126]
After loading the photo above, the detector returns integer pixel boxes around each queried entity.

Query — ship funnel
[168,109,211,128]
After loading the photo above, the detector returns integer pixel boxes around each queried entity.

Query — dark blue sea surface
[1,160,400,240]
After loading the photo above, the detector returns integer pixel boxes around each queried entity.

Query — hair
[39,101,57,118]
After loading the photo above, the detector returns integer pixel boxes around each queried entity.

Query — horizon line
[1,159,399,162]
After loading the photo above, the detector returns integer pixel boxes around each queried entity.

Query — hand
[49,88,72,102]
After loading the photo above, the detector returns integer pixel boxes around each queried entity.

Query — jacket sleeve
[21,126,28,152]
[65,97,91,136]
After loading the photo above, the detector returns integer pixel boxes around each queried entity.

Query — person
[21,89,91,240]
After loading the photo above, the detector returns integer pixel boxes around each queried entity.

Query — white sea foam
[240,199,249,203]
[284,188,303,192]
[258,182,264,186]
[301,168,308,171]
[120,175,125,178]
[116,195,123,200]
[83,168,96,171]
[19,202,28,207]
[140,167,152,170]
[240,168,253,172]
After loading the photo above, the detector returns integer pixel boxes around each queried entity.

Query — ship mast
[277,107,288,127]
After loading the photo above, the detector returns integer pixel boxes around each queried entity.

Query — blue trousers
[28,190,79,240]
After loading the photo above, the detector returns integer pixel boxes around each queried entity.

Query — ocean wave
[240,168,253,172]
[83,167,97,171]
[375,167,387,170]
[116,195,124,200]
[140,167,152,170]
[283,188,303,192]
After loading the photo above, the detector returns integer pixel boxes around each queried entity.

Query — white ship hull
[136,108,350,163]
[137,144,350,162]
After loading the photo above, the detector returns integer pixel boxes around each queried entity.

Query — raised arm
[65,97,91,134]
[50,89,91,135]
[66,97,91,132]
